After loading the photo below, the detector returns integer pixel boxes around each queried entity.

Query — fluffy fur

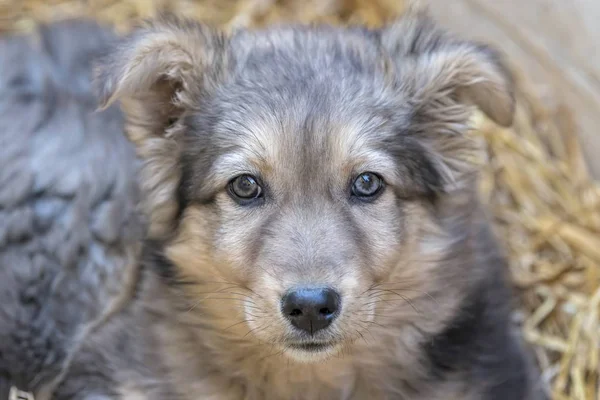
[54,9,545,400]
[0,20,144,399]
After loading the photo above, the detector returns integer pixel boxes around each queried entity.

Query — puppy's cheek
[211,196,270,278]
[321,271,373,339]
[340,294,376,339]
[243,276,289,341]
[244,304,286,343]
[349,197,406,279]
[165,206,220,281]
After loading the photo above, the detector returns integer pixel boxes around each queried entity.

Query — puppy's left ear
[379,10,514,192]
[381,10,515,127]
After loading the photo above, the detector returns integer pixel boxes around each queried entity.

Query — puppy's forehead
[230,25,385,80]
[210,81,396,185]
[184,26,407,195]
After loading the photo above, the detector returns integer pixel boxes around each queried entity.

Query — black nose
[281,288,341,335]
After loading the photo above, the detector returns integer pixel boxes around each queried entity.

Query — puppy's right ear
[95,16,228,238]
[96,16,228,135]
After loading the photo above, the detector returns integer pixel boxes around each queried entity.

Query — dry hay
[1,1,599,399]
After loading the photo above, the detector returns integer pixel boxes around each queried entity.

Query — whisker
[200,296,258,304]
[199,280,240,285]
[242,312,264,319]
[378,288,440,306]
[354,312,404,320]
[363,289,421,314]
[226,291,261,300]
[355,329,369,346]
[197,293,260,305]
[223,319,254,332]
[353,321,376,342]
[186,296,256,312]
[259,348,285,363]
[361,297,419,312]
[243,324,267,338]
[360,319,387,330]
[239,286,267,301]
[193,286,242,295]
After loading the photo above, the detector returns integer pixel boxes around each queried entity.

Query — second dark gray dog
[0,20,143,399]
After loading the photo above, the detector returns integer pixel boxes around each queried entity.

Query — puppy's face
[173,71,417,361]
[97,13,514,362]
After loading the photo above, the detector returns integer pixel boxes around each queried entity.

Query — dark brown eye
[351,172,384,199]
[229,174,262,202]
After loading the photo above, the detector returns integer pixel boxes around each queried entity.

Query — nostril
[319,307,332,316]
[289,309,303,317]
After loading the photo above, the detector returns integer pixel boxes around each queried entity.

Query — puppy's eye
[229,174,262,202]
[351,172,384,199]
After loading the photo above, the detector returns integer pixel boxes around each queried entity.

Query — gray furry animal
[53,9,545,400]
[0,20,144,399]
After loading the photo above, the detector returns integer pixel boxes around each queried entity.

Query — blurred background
[0,1,599,399]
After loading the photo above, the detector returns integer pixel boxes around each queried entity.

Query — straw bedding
[1,1,599,399]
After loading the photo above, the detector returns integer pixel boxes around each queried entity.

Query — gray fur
[55,11,546,400]
[0,20,144,398]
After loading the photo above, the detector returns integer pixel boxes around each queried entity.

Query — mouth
[283,340,343,362]
[288,342,336,352]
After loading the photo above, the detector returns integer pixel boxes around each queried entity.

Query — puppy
[54,9,546,400]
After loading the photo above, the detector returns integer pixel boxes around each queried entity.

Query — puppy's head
[97,11,513,363]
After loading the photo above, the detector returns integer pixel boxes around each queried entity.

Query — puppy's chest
[237,373,472,400]
[169,376,381,400]
[156,365,468,400]
[155,378,471,400]
[111,352,473,400]
[141,316,473,400]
